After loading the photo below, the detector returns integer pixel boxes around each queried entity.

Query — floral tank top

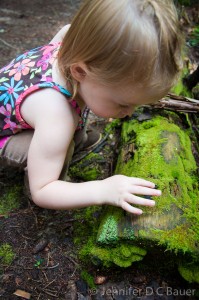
[0,42,89,148]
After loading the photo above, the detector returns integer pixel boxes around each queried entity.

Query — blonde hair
[58,0,183,100]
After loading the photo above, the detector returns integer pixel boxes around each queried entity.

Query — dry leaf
[94,275,107,285]
[13,289,31,299]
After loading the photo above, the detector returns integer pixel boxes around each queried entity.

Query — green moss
[74,205,146,268]
[104,118,121,134]
[115,115,199,255]
[69,152,104,181]
[0,185,22,215]
[189,26,199,47]
[153,225,197,254]
[178,263,199,283]
[0,243,15,264]
[171,65,192,97]
[81,270,96,288]
[79,237,147,268]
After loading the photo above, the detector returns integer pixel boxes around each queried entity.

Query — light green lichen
[97,207,122,245]
[96,207,135,245]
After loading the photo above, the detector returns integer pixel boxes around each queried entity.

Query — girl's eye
[120,104,129,108]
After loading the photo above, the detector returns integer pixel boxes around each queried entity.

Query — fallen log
[70,109,199,283]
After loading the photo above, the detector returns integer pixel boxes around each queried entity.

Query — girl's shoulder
[0,23,71,75]
[50,24,71,44]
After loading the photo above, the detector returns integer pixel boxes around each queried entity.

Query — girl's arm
[21,89,161,215]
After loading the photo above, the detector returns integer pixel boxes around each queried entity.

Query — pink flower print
[0,103,18,133]
[9,59,35,81]
[0,103,12,117]
[3,118,18,133]
[37,53,53,71]
[41,43,60,55]
[41,75,53,82]
[37,44,60,70]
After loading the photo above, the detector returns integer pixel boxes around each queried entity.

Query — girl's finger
[130,177,156,188]
[121,201,143,215]
[125,194,156,207]
[128,185,161,196]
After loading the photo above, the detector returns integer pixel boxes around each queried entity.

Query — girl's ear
[70,63,88,82]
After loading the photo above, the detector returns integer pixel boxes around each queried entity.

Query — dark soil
[0,1,199,299]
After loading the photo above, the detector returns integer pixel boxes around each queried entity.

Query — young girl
[0,0,182,215]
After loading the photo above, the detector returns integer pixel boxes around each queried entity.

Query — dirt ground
[0,1,199,299]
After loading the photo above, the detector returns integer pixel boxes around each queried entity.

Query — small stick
[0,37,18,49]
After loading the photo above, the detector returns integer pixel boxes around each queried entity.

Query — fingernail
[151,200,156,206]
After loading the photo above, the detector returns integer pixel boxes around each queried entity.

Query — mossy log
[70,110,199,282]
[99,114,199,251]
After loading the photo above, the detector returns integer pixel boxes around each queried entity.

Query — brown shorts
[0,128,87,172]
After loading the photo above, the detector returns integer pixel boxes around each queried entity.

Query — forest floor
[0,0,199,299]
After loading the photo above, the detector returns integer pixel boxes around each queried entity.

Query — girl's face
[70,63,158,119]
[77,74,155,119]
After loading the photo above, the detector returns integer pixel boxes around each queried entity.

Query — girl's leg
[0,130,34,169]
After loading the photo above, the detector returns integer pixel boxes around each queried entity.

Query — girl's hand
[100,175,161,215]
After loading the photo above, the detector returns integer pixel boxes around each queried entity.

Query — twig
[71,132,109,164]
[36,287,59,298]
[0,37,18,49]
[43,279,56,289]
[46,262,60,269]
[65,256,79,266]
[37,293,41,300]
[70,267,77,278]
[147,94,199,113]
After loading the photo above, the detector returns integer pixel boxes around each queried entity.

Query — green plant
[189,26,199,47]
[34,258,44,268]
